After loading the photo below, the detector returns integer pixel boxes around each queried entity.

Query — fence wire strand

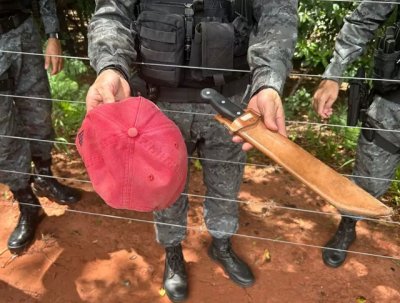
[1,201,399,261]
[0,168,398,227]
[1,93,400,136]
[1,49,400,84]
[1,133,400,184]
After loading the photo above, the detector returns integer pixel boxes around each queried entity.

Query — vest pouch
[372,49,400,94]
[189,21,234,83]
[136,11,185,87]
[201,21,234,79]
[188,23,204,81]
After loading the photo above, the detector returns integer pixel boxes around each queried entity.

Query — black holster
[347,68,371,126]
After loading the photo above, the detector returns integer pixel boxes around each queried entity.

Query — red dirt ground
[0,152,399,303]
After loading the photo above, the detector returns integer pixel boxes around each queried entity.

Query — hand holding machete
[201,88,393,218]
[231,88,286,150]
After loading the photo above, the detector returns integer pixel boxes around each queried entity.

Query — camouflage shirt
[37,0,60,34]
[88,0,298,96]
[323,1,398,80]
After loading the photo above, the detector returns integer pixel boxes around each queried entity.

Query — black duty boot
[31,158,81,205]
[322,216,357,268]
[8,187,45,254]
[163,244,188,302]
[208,238,254,287]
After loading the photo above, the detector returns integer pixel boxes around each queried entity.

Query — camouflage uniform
[88,0,298,246]
[0,0,58,191]
[323,1,400,197]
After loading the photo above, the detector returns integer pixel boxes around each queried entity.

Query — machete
[201,88,392,218]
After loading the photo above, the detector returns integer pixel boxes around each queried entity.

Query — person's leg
[155,194,189,302]
[323,96,400,267]
[13,18,80,204]
[153,103,196,302]
[0,69,43,254]
[196,98,254,287]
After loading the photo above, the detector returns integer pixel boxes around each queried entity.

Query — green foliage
[328,103,359,152]
[296,1,356,70]
[285,87,315,120]
[296,1,375,73]
[193,159,203,171]
[388,168,400,207]
[49,59,91,150]
[285,86,359,171]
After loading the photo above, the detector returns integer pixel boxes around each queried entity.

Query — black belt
[0,12,30,34]
[145,76,250,103]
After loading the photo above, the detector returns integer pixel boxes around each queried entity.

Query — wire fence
[2,49,400,84]
[1,0,400,264]
[1,91,400,134]
[0,133,400,185]
[0,168,399,228]
[1,201,399,262]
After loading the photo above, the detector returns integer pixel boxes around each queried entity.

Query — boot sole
[164,288,188,303]
[8,244,30,255]
[321,235,356,268]
[207,249,255,288]
[322,252,345,268]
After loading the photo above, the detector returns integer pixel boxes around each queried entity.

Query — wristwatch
[47,32,59,39]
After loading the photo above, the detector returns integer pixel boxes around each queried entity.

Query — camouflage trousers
[153,95,246,247]
[351,94,400,197]
[0,17,53,191]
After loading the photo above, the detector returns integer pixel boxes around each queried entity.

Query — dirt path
[0,153,399,303]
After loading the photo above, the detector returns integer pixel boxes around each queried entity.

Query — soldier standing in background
[313,2,400,268]
[86,0,298,301]
[0,0,81,255]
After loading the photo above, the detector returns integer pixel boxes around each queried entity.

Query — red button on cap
[128,128,138,138]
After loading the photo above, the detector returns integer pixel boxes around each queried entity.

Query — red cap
[76,97,187,212]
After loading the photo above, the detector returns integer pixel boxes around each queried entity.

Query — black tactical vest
[133,0,253,88]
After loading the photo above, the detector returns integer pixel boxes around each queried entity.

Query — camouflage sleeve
[88,0,138,78]
[323,1,396,81]
[38,0,60,34]
[248,0,298,96]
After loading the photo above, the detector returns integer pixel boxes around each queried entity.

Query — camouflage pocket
[135,11,185,87]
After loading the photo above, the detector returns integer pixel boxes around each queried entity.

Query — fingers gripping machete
[201,88,393,218]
